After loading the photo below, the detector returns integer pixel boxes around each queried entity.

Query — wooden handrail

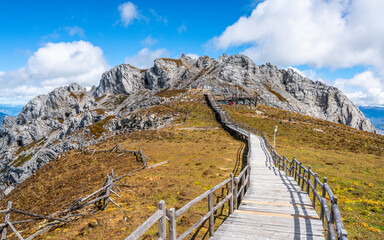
[175,178,231,218]
[126,94,253,239]
[126,93,348,240]
[125,201,166,240]
[234,106,348,240]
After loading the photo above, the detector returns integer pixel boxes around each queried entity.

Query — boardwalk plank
[212,134,324,240]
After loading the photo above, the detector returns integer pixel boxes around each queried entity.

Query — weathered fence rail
[127,93,348,240]
[125,94,252,239]
[233,121,348,240]
[0,145,153,240]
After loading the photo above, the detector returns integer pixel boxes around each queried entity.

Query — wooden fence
[233,119,348,240]
[125,94,252,240]
[0,145,151,240]
[212,91,348,240]
[126,93,348,240]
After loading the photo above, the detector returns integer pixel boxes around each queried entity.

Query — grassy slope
[225,104,384,240]
[1,94,244,239]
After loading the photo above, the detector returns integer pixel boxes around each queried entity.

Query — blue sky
[0,0,383,108]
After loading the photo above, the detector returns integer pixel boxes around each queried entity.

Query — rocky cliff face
[0,54,375,194]
[0,113,7,127]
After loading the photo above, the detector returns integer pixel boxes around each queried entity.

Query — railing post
[320,177,327,223]
[229,173,234,214]
[168,208,177,240]
[306,166,311,194]
[158,200,166,240]
[312,173,318,208]
[1,201,12,240]
[208,193,214,237]
[293,157,297,180]
[301,166,306,189]
[240,173,245,202]
[296,163,301,187]
[247,166,251,189]
[234,178,238,209]
[331,196,337,224]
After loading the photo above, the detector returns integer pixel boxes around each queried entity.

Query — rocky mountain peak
[0,53,377,195]
[94,64,145,97]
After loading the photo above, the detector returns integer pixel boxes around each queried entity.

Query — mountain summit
[0,54,375,194]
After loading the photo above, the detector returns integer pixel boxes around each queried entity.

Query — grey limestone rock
[0,53,376,195]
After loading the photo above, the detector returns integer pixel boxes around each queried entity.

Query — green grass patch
[155,89,187,98]
[12,154,33,167]
[225,104,384,239]
[265,83,287,102]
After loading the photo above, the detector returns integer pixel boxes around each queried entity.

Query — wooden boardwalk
[212,133,325,240]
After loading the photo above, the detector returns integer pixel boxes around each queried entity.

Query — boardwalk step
[212,133,324,240]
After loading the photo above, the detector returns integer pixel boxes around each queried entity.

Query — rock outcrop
[0,113,7,127]
[0,54,376,195]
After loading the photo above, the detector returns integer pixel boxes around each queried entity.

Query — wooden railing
[0,145,153,240]
[126,93,348,240]
[126,94,252,239]
[226,111,349,240]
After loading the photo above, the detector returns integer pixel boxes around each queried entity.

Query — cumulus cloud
[118,1,140,26]
[209,0,384,105]
[210,0,384,71]
[335,71,384,106]
[0,41,109,104]
[288,67,324,82]
[125,48,170,69]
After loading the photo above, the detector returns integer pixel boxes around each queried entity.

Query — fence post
[301,166,306,190]
[293,157,297,180]
[168,208,176,240]
[312,173,318,208]
[229,174,234,214]
[208,193,214,237]
[240,174,245,202]
[1,201,12,240]
[247,166,251,189]
[297,164,301,186]
[234,178,238,209]
[158,200,166,240]
[331,196,337,224]
[306,166,311,194]
[320,177,327,223]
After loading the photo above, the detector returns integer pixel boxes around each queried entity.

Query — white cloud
[141,35,158,46]
[335,71,384,106]
[0,41,109,105]
[118,2,140,26]
[186,53,199,59]
[209,0,384,73]
[177,24,187,34]
[149,9,167,25]
[288,67,324,82]
[125,48,170,69]
[64,26,85,38]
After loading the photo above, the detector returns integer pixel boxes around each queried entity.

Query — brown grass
[161,58,183,67]
[155,89,187,98]
[265,82,287,102]
[1,94,243,239]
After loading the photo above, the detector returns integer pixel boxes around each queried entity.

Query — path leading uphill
[212,133,325,240]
